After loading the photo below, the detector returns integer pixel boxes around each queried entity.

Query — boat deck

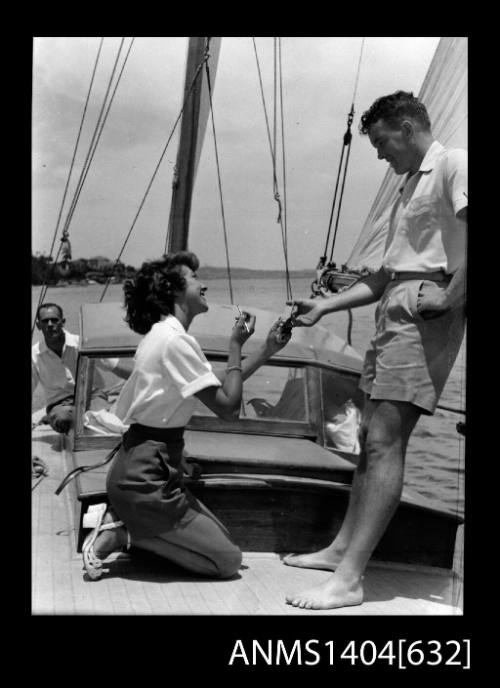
[32,425,463,616]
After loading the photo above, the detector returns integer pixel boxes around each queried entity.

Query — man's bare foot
[282,547,344,571]
[285,576,363,610]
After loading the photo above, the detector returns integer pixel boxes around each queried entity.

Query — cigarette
[236,305,250,333]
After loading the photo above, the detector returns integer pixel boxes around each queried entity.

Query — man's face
[368,119,415,175]
[36,306,65,342]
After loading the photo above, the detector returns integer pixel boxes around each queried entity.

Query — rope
[351,37,365,105]
[100,42,210,302]
[323,137,347,261]
[322,38,365,265]
[205,41,234,304]
[36,37,134,314]
[436,403,466,415]
[278,38,291,301]
[55,441,122,495]
[329,111,354,263]
[252,37,292,301]
[346,309,353,346]
[32,455,49,491]
[33,38,105,335]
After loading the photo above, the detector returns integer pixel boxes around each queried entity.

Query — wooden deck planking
[32,426,463,616]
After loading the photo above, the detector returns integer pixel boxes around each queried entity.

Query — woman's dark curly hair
[123,251,200,334]
[359,90,431,135]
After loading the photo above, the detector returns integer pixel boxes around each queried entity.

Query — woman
[83,251,291,581]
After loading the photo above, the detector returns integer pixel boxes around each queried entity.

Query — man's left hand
[416,281,450,320]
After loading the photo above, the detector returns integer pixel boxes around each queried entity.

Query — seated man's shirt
[32,329,118,408]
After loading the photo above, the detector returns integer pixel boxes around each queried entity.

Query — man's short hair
[36,302,64,320]
[359,90,431,135]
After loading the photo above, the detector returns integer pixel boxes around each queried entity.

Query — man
[284,91,467,610]
[32,303,129,433]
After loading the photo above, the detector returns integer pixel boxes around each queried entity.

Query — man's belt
[387,270,450,283]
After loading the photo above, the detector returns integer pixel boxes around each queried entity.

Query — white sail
[346,37,467,271]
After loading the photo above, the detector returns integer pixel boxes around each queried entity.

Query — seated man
[32,302,130,433]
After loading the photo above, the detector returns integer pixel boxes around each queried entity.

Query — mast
[167,37,221,252]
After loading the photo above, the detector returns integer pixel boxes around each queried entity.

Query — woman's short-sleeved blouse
[114,315,221,428]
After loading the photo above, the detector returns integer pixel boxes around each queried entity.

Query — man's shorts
[359,279,465,415]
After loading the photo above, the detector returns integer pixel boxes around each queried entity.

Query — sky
[32,36,441,271]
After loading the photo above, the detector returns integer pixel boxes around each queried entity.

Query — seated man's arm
[96,357,132,380]
[31,361,40,397]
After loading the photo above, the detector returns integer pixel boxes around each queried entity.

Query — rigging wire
[100,43,211,302]
[323,37,365,265]
[204,40,234,305]
[61,38,134,239]
[35,37,134,324]
[278,38,290,291]
[32,38,104,335]
[252,37,292,301]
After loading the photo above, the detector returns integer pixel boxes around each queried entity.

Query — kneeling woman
[83,251,291,580]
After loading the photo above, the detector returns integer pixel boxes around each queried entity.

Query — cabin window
[191,361,309,422]
[321,369,364,454]
[77,354,134,436]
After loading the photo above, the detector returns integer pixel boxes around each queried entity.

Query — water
[32,278,466,517]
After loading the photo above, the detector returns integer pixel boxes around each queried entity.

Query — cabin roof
[79,302,363,374]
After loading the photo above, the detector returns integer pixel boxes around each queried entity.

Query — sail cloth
[346,37,468,271]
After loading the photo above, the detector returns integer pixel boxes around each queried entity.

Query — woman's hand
[230,311,256,346]
[286,299,325,327]
[263,318,293,355]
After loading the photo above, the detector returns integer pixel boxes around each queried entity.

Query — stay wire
[329,117,354,263]
[37,37,130,315]
[205,47,234,304]
[252,37,292,301]
[278,38,292,301]
[100,44,210,302]
[323,38,365,264]
[323,140,347,260]
[61,38,133,240]
[32,38,104,335]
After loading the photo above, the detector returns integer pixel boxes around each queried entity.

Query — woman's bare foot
[283,546,344,571]
[285,575,363,610]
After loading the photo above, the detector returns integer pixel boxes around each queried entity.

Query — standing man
[284,91,467,609]
[32,303,129,433]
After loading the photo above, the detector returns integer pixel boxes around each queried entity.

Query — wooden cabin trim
[186,415,317,438]
[78,346,363,377]
[74,356,92,438]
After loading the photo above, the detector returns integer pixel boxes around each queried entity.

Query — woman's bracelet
[226,365,242,373]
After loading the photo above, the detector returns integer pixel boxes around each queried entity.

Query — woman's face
[177,264,209,316]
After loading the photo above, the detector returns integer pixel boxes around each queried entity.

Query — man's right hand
[286,299,325,327]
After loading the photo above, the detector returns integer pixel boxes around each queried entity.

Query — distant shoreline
[32,267,317,286]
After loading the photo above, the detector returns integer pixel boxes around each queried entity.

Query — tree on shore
[32,254,57,285]
[31,254,137,284]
